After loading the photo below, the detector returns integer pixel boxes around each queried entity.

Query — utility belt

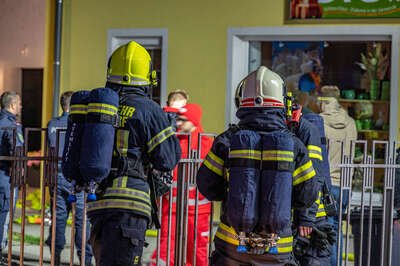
[215,222,293,255]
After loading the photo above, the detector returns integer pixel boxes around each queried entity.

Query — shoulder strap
[228,123,241,133]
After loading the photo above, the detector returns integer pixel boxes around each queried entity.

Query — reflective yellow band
[113,177,119,187]
[89,102,118,112]
[316,208,327,218]
[147,126,175,153]
[315,191,322,204]
[105,187,150,202]
[315,191,326,217]
[308,145,323,161]
[307,145,321,153]
[229,150,261,160]
[293,160,315,185]
[204,151,224,176]
[107,74,150,86]
[309,152,323,161]
[262,150,294,162]
[87,198,151,217]
[116,130,129,156]
[70,104,87,114]
[17,133,24,144]
[293,160,313,178]
[121,176,128,188]
[215,223,293,253]
[87,103,118,116]
[208,151,224,165]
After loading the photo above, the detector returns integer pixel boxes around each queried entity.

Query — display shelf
[338,99,389,104]
[357,130,389,134]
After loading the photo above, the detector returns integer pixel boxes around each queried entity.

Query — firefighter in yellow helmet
[196,66,319,265]
[87,41,181,266]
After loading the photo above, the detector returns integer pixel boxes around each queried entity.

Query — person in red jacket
[152,103,213,266]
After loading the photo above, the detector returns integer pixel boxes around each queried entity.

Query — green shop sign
[289,0,400,19]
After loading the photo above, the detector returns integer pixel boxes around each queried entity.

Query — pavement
[5,198,355,266]
[7,223,158,266]
[5,221,355,266]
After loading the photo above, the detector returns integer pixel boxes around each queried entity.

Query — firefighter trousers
[90,211,148,266]
[211,238,298,266]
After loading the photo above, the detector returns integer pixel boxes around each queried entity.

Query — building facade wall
[52,0,399,134]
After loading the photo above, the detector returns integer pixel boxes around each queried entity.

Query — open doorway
[21,68,43,151]
[21,68,43,188]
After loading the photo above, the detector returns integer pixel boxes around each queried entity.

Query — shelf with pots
[338,99,389,104]
[357,129,389,134]
[352,100,389,140]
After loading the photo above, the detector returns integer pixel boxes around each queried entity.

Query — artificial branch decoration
[356,43,389,81]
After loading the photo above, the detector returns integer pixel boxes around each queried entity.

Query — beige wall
[56,0,282,133]
[0,0,45,96]
[53,0,399,135]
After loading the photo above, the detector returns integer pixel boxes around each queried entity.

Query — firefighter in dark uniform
[289,103,336,266]
[196,66,319,266]
[87,41,181,266]
[0,91,23,265]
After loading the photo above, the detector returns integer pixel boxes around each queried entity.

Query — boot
[0,249,7,266]
[0,256,7,266]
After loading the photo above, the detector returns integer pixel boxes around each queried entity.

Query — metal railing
[0,127,399,265]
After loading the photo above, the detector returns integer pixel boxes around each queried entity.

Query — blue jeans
[1,187,18,250]
[46,174,93,263]
[0,170,13,251]
[328,185,349,266]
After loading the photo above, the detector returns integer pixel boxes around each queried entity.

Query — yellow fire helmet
[235,66,285,108]
[107,41,157,87]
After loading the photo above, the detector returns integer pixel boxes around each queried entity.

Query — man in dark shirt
[0,91,23,265]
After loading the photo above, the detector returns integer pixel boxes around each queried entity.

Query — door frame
[226,26,400,141]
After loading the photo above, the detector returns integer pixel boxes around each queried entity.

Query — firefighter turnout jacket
[197,108,319,254]
[87,87,181,222]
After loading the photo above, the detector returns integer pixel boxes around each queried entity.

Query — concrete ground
[7,223,157,265]
[6,221,356,266]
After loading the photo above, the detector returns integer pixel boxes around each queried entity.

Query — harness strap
[215,222,293,254]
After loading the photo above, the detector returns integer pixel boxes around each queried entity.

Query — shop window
[249,40,393,191]
[249,40,391,143]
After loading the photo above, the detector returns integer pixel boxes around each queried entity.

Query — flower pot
[341,89,355,99]
[355,120,363,131]
[381,81,390,101]
[369,79,380,100]
[361,119,373,130]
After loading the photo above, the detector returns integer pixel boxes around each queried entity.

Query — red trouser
[151,196,210,266]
